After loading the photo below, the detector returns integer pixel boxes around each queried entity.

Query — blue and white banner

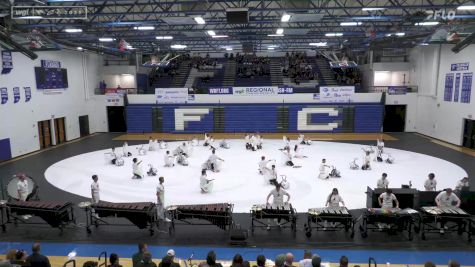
[454,73,461,102]
[388,86,407,95]
[319,86,355,102]
[233,86,278,96]
[41,60,61,69]
[461,72,473,104]
[278,86,294,94]
[0,87,8,104]
[450,62,469,71]
[155,88,189,104]
[208,87,233,95]
[1,51,13,74]
[24,87,31,102]
[444,73,454,101]
[13,87,20,103]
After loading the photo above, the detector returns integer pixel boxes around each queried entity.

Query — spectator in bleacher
[0,261,12,267]
[311,255,321,267]
[231,254,244,267]
[6,249,27,267]
[424,262,435,267]
[339,256,349,267]
[132,243,148,267]
[164,250,180,267]
[298,250,312,267]
[284,253,295,267]
[448,260,460,267]
[254,255,266,267]
[274,254,286,267]
[108,253,122,267]
[25,243,50,267]
[138,252,157,267]
[198,251,223,267]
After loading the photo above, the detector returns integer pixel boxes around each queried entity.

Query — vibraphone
[419,206,472,241]
[250,203,297,234]
[167,203,234,231]
[80,202,157,235]
[305,207,355,238]
[0,200,75,233]
[359,208,419,240]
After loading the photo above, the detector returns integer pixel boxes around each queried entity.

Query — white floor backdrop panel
[44,140,467,212]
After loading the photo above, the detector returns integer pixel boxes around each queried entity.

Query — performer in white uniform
[156,176,167,221]
[326,188,345,208]
[256,134,263,149]
[250,135,258,151]
[203,133,211,146]
[455,177,469,192]
[293,144,306,158]
[265,164,278,185]
[91,175,100,204]
[361,151,371,170]
[200,169,214,193]
[159,140,167,149]
[208,149,224,172]
[282,147,294,166]
[298,134,311,145]
[17,174,29,201]
[318,159,330,180]
[219,139,230,149]
[122,142,131,157]
[282,136,291,150]
[259,156,271,175]
[266,183,290,229]
[378,189,399,209]
[132,158,143,179]
[424,173,437,191]
[148,137,155,151]
[376,138,385,161]
[377,173,389,189]
[164,151,175,167]
[435,188,461,233]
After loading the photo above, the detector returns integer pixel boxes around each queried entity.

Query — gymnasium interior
[0,1,475,267]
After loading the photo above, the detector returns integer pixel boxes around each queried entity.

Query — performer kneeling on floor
[259,156,272,175]
[132,158,143,179]
[203,133,211,146]
[220,139,230,149]
[298,134,312,145]
[435,188,461,234]
[164,151,175,167]
[362,151,371,170]
[318,159,330,179]
[282,147,296,167]
[200,169,214,193]
[266,183,290,229]
[207,149,224,172]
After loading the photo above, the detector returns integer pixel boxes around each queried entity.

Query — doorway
[107,106,126,132]
[38,120,52,149]
[79,115,90,137]
[383,105,406,132]
[462,119,475,149]
[54,117,66,144]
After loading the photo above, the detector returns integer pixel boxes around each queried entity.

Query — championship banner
[24,87,31,102]
[13,87,20,103]
[319,86,355,102]
[155,88,188,104]
[388,86,407,95]
[1,87,8,104]
[1,51,13,74]
[233,86,278,96]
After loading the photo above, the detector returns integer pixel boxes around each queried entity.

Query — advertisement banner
[388,86,407,95]
[450,62,469,71]
[24,87,31,102]
[1,87,8,104]
[106,93,121,106]
[319,86,355,102]
[278,86,294,94]
[13,87,20,103]
[208,87,233,95]
[1,51,13,74]
[232,86,278,96]
[155,88,189,104]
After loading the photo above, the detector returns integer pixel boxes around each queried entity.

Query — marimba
[79,202,157,235]
[419,206,472,241]
[167,203,234,231]
[0,200,75,233]
[359,208,419,240]
[250,203,297,234]
[305,207,354,237]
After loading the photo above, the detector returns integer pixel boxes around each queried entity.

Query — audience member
[298,251,312,267]
[424,262,436,267]
[448,260,460,267]
[139,252,157,267]
[133,243,148,267]
[311,255,321,267]
[275,254,286,267]
[231,254,244,267]
[108,253,122,267]
[284,253,294,267]
[25,243,51,267]
[339,256,348,267]
[255,255,266,267]
[198,251,223,267]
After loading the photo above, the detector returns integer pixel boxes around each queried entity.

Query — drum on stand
[6,174,39,201]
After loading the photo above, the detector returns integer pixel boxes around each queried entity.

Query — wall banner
[24,87,31,102]
[232,86,278,96]
[1,87,8,104]
[319,86,355,102]
[155,88,189,104]
[13,87,20,103]
[1,51,13,74]
[460,72,473,104]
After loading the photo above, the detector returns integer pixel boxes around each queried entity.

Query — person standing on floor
[17,174,29,201]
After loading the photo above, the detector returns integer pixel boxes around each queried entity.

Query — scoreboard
[35,67,69,89]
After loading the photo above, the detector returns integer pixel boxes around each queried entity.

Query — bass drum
[6,175,39,201]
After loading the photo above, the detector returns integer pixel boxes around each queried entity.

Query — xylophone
[250,203,297,234]
[0,200,75,233]
[359,208,419,240]
[166,203,234,231]
[419,206,472,241]
[305,207,354,237]
[79,201,157,235]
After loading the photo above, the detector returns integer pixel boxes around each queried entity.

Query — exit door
[54,117,66,144]
[462,119,475,149]
[38,120,52,149]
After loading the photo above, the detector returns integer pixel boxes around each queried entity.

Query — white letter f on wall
[175,108,210,131]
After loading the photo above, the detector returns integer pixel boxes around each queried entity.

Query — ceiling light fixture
[267,34,284,37]
[99,38,115,42]
[194,17,206,24]
[64,28,82,33]
[171,44,187,49]
[415,21,439,26]
[281,14,291,22]
[156,36,173,40]
[340,22,362,26]
[457,5,475,10]
[309,42,327,47]
[134,26,155,30]
[207,30,216,36]
[325,33,343,37]
[362,7,386,11]
[276,28,284,35]
[212,35,228,38]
